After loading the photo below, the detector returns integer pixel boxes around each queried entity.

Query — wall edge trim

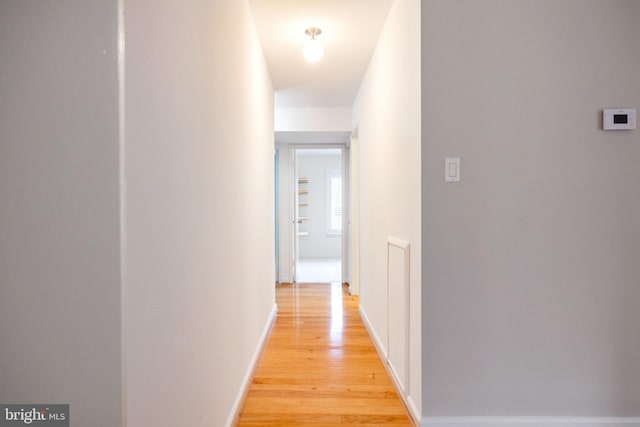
[420,417,640,427]
[225,303,278,427]
[359,304,387,359]
[359,305,421,425]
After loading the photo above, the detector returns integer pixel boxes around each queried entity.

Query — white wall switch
[445,157,460,182]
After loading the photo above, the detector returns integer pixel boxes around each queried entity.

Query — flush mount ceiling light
[303,27,324,63]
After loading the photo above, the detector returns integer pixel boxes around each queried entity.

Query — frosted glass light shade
[303,39,324,63]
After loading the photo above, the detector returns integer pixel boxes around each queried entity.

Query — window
[326,169,342,235]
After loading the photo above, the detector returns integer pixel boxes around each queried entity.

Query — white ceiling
[249,0,394,108]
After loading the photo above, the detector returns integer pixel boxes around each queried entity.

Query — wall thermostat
[603,108,636,130]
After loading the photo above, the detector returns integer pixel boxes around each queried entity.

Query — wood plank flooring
[236,283,413,426]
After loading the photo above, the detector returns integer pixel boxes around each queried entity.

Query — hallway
[295,258,342,283]
[236,283,412,426]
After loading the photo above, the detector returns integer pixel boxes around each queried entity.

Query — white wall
[0,2,122,426]
[123,1,275,426]
[352,0,422,421]
[275,107,351,132]
[297,151,342,259]
[421,0,640,422]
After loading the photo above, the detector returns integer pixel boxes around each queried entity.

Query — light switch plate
[445,157,460,182]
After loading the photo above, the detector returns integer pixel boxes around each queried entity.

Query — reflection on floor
[236,283,412,426]
[296,257,341,283]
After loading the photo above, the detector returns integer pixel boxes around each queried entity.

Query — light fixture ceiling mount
[303,27,324,63]
[305,27,322,38]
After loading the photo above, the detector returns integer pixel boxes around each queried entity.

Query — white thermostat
[603,108,636,130]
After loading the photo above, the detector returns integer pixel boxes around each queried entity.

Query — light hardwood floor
[236,282,413,426]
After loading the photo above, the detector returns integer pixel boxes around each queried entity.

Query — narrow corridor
[236,283,412,426]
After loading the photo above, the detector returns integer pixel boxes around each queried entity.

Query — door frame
[287,144,349,284]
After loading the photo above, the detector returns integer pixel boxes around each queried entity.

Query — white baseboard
[421,417,640,427]
[225,303,278,427]
[358,305,387,359]
[405,395,421,425]
[359,304,422,426]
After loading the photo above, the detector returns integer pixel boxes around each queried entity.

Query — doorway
[274,143,351,286]
[293,147,344,283]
